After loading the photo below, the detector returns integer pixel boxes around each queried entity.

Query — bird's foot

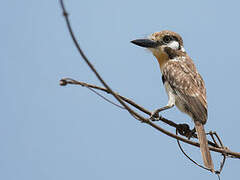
[177,123,190,136]
[150,109,161,121]
[177,124,196,139]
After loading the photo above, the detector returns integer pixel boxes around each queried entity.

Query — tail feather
[194,121,214,172]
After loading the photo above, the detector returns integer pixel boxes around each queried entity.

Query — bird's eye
[163,35,172,43]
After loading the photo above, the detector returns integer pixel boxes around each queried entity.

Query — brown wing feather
[162,56,208,124]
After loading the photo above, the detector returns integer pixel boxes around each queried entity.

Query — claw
[177,124,196,139]
[150,110,160,120]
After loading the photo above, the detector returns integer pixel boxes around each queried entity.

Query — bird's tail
[194,121,214,172]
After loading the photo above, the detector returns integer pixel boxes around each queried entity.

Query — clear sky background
[1,0,240,180]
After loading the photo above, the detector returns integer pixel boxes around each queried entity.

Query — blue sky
[1,0,240,179]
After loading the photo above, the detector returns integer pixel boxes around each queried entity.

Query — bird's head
[131,30,186,69]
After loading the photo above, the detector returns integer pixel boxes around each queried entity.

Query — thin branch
[85,85,125,109]
[60,78,149,114]
[208,131,220,148]
[59,0,146,122]
[59,79,186,131]
[59,78,240,159]
[218,155,226,174]
[60,78,217,148]
[176,129,211,172]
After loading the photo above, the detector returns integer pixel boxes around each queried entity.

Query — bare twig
[208,131,220,148]
[208,131,227,175]
[176,129,226,178]
[219,155,226,174]
[212,131,225,148]
[176,129,211,172]
[60,78,149,114]
[60,78,219,146]
[59,0,146,123]
[59,78,240,159]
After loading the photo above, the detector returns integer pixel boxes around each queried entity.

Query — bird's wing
[162,57,207,124]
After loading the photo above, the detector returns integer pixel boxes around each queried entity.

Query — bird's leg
[150,104,174,121]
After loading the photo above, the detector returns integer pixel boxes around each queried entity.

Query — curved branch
[59,78,212,145]
[60,78,240,159]
[59,0,145,122]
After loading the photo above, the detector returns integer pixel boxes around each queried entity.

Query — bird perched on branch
[131,30,214,172]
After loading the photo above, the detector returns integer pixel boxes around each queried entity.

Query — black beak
[131,39,159,48]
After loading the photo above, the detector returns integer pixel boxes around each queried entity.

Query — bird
[131,30,214,172]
